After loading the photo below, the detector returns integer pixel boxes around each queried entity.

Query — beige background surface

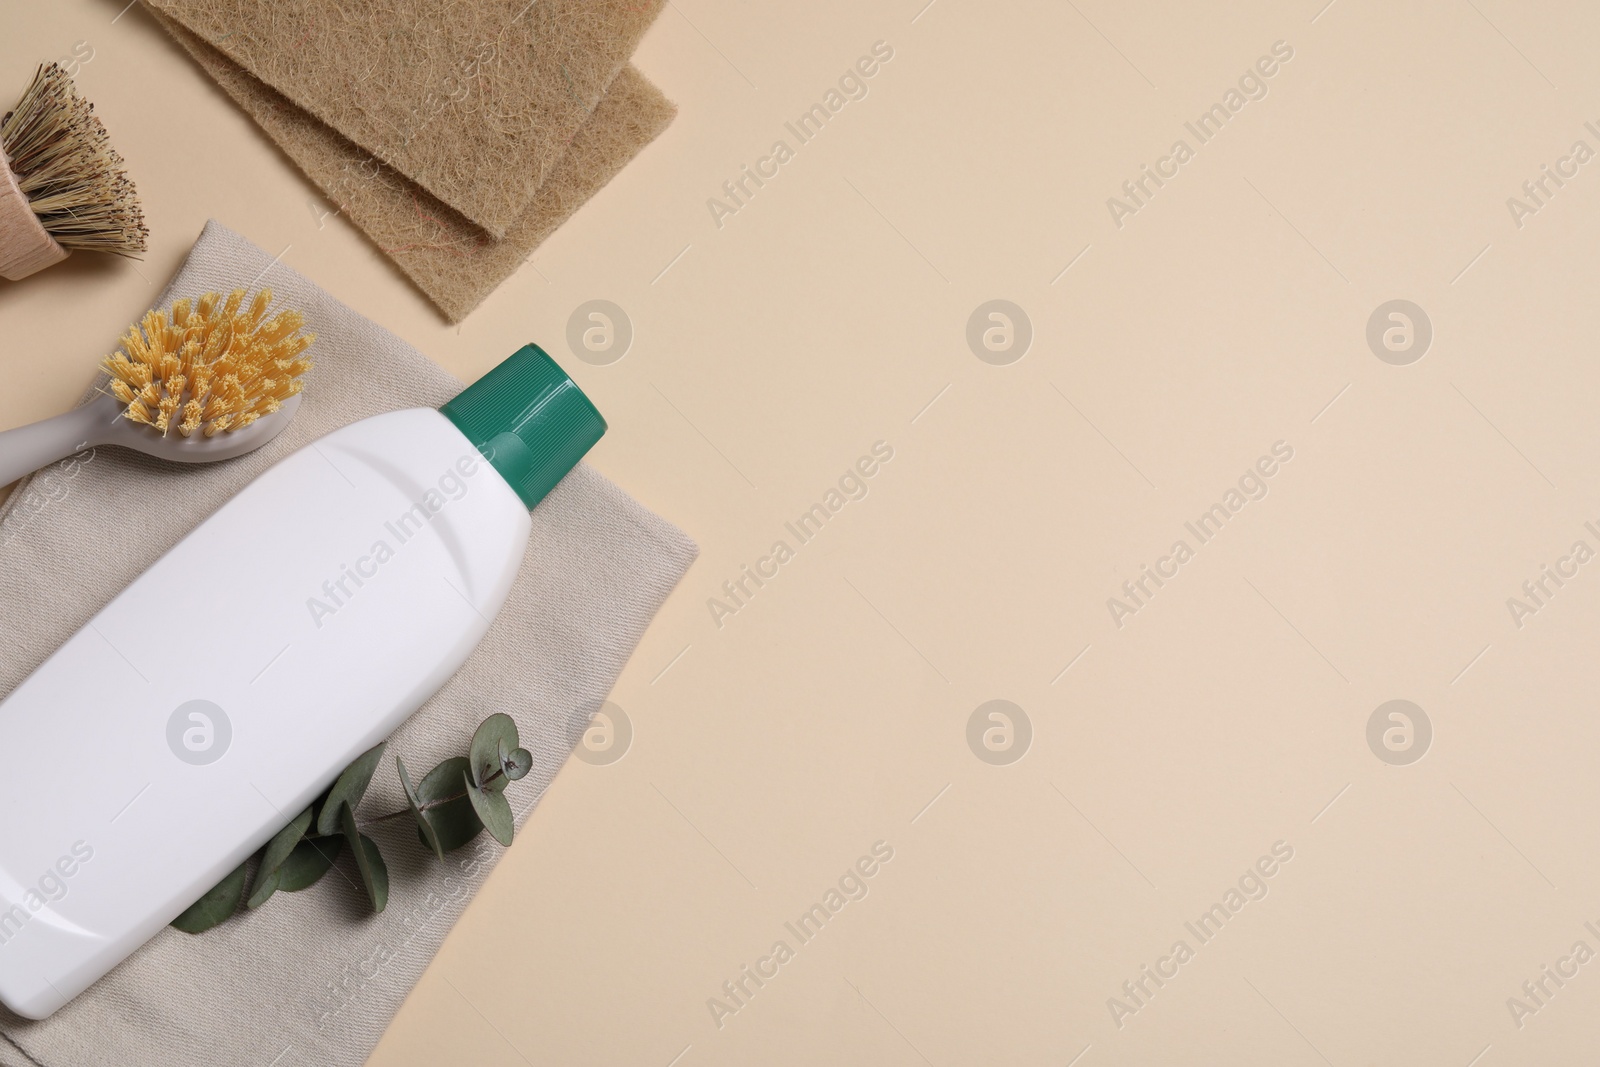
[5,0,1600,1063]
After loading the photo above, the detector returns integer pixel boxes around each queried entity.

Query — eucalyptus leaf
[417,755,472,803]
[482,745,511,793]
[420,793,484,853]
[464,769,515,846]
[358,834,389,912]
[277,837,342,892]
[468,714,518,790]
[339,801,389,912]
[316,743,388,836]
[397,756,444,861]
[416,755,485,852]
[308,782,335,833]
[396,755,421,807]
[503,746,532,782]
[248,806,313,909]
[247,866,282,910]
[171,860,248,934]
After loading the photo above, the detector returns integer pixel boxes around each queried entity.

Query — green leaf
[503,746,532,782]
[316,743,388,836]
[418,793,482,853]
[308,776,337,823]
[417,755,471,803]
[277,837,342,892]
[416,755,484,852]
[339,801,389,913]
[171,860,248,934]
[396,755,420,804]
[397,756,445,861]
[464,768,514,846]
[468,714,518,791]
[248,806,313,909]
[246,866,281,910]
[357,834,389,912]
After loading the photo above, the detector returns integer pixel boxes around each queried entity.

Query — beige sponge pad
[152,10,676,323]
[146,0,666,238]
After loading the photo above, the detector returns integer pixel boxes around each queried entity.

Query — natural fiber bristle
[1,63,147,257]
[102,289,315,437]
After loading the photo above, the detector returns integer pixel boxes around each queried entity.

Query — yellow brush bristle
[101,289,315,437]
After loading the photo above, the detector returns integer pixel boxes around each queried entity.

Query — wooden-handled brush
[0,62,147,281]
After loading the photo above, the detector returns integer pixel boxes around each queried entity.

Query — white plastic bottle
[0,345,605,1019]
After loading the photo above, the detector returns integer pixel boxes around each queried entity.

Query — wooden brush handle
[0,152,67,281]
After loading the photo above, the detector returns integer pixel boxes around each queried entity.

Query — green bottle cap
[440,344,606,510]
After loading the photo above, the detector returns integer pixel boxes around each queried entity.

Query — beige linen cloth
[0,221,696,1067]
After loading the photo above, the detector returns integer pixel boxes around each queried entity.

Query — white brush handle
[0,152,68,281]
[0,403,108,487]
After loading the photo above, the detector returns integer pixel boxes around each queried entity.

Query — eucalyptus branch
[171,713,534,934]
